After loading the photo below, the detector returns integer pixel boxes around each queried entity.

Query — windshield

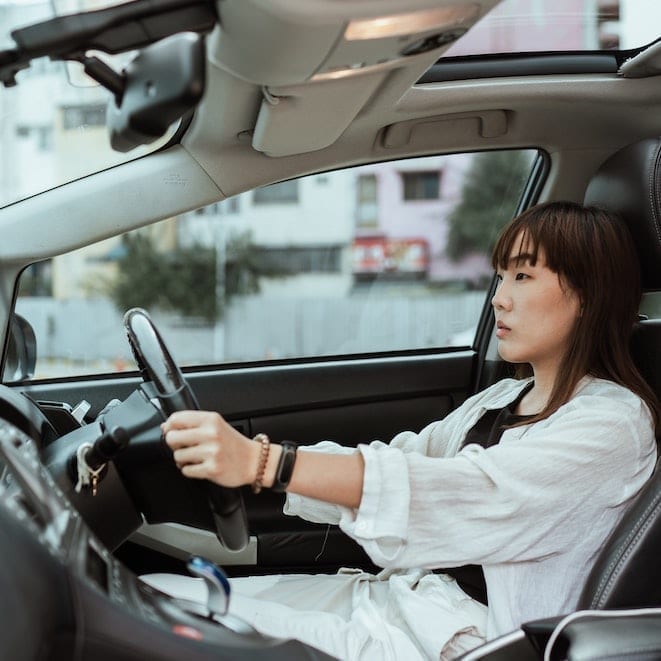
[443,0,659,56]
[0,0,656,209]
[0,0,176,209]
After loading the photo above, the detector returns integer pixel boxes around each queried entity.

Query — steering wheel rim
[123,307,249,552]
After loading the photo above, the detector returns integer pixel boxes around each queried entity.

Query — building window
[14,125,53,150]
[61,104,106,130]
[37,126,53,151]
[401,171,440,201]
[597,0,620,49]
[256,246,341,273]
[194,198,240,216]
[253,180,298,204]
[356,174,378,228]
[18,261,53,297]
[222,197,240,214]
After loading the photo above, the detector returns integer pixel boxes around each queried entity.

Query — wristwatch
[272,441,297,493]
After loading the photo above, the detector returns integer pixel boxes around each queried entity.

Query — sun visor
[251,67,388,157]
[211,0,502,156]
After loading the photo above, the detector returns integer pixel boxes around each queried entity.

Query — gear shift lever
[186,556,231,617]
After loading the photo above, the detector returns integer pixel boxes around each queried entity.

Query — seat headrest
[584,137,661,291]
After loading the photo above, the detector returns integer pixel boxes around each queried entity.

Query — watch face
[274,442,297,492]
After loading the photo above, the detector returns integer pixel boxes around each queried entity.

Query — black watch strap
[272,441,297,493]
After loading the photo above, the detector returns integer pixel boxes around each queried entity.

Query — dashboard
[0,418,333,661]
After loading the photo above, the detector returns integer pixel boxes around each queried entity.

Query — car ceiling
[3,0,661,275]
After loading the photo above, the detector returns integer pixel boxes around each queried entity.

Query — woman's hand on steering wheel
[124,308,249,551]
[162,411,263,489]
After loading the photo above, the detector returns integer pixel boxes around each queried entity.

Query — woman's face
[491,235,581,376]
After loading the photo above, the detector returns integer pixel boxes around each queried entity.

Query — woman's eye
[515,272,529,280]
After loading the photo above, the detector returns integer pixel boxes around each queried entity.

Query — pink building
[352,155,486,284]
[350,0,612,286]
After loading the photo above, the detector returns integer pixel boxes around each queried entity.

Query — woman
[149,201,659,659]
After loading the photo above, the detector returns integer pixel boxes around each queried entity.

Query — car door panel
[190,351,474,572]
[20,349,477,572]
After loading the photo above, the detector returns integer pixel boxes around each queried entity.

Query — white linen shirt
[284,376,657,640]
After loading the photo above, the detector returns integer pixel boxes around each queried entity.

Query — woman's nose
[492,282,512,311]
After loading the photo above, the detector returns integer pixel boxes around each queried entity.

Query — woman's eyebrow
[507,252,535,266]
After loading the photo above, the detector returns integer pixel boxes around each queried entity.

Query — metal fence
[16,291,486,376]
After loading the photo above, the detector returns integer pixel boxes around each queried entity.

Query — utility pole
[213,220,225,362]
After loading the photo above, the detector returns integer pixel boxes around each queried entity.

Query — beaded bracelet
[251,433,270,494]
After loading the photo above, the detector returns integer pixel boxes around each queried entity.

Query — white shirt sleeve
[283,392,480,524]
[338,390,656,569]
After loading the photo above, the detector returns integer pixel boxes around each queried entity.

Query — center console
[0,420,334,661]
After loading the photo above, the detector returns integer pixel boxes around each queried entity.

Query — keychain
[74,442,105,495]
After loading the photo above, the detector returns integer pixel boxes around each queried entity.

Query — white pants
[142,567,488,660]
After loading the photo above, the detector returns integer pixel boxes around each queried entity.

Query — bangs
[491,215,542,271]
[491,201,583,275]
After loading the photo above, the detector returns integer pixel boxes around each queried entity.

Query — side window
[14,150,538,379]
[640,293,661,320]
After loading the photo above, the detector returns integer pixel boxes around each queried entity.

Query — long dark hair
[492,200,660,431]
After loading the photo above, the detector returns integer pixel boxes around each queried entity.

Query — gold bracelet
[251,433,270,494]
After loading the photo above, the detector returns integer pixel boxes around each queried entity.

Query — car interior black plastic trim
[418,53,619,84]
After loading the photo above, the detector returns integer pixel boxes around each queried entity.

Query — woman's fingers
[171,444,204,466]
[162,409,219,432]
[179,462,211,479]
[161,409,257,487]
[165,427,211,450]
[169,434,224,481]
[162,411,223,448]
[162,410,229,482]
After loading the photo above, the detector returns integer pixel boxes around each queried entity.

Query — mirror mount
[77,53,126,104]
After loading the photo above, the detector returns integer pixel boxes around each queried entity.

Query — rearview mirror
[107,32,206,152]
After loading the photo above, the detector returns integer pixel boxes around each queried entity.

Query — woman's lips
[496,321,511,339]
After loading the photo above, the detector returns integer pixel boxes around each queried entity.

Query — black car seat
[461,137,661,660]
[579,137,661,612]
[585,137,661,403]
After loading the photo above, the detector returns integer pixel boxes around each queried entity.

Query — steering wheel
[123,308,248,552]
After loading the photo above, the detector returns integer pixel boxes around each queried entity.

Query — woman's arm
[162,410,365,509]
[269,444,364,508]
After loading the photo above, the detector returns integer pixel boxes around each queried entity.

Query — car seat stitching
[591,495,661,606]
[591,496,661,608]
[649,141,661,250]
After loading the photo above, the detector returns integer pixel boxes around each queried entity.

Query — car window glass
[442,0,658,56]
[12,149,538,380]
[0,2,178,210]
[640,292,661,319]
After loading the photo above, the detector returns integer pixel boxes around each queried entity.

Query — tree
[105,231,273,322]
[446,150,531,260]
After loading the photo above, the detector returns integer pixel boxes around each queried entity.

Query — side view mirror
[5,314,37,382]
